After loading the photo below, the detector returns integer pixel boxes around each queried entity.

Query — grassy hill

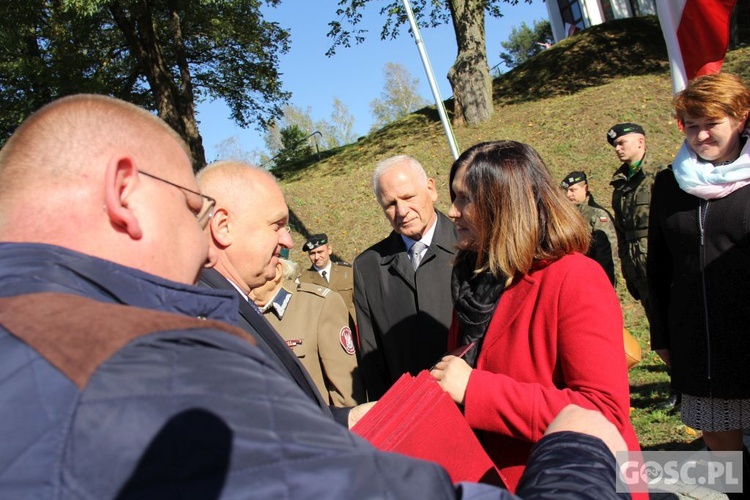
[275,15,750,449]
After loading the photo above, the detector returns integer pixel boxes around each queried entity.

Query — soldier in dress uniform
[250,254,366,407]
[299,233,356,324]
[561,171,619,285]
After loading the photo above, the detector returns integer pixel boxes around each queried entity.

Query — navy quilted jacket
[0,243,623,499]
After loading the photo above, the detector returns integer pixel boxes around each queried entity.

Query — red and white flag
[656,0,736,93]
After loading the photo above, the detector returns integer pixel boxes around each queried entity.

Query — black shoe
[655,393,681,412]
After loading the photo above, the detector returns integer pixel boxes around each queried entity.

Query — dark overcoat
[353,211,457,400]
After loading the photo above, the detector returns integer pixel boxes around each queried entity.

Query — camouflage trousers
[621,237,650,316]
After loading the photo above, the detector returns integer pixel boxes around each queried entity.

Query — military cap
[607,123,646,146]
[561,171,587,189]
[302,233,328,252]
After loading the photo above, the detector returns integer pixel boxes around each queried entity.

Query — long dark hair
[449,140,589,279]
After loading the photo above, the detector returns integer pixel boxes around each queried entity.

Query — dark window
[629,0,656,17]
[629,0,641,16]
[557,0,585,30]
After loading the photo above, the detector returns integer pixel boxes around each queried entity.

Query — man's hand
[545,405,627,457]
[348,401,377,429]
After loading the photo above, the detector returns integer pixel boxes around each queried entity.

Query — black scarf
[451,253,506,367]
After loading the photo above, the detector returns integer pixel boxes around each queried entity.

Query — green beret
[561,171,587,188]
[302,233,328,252]
[607,123,645,146]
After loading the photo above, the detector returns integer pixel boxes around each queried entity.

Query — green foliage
[328,1,529,126]
[323,98,357,148]
[274,124,315,168]
[171,0,290,129]
[369,62,428,131]
[210,136,261,164]
[0,0,290,152]
[499,19,553,69]
[326,0,516,56]
[492,17,670,105]
[302,98,357,150]
[264,105,316,155]
[263,99,357,157]
[0,0,140,144]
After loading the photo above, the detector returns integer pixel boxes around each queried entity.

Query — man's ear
[103,156,142,239]
[208,208,232,248]
[427,177,438,202]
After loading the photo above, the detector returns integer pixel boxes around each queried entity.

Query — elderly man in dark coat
[354,155,457,400]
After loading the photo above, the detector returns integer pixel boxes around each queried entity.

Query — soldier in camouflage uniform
[607,123,661,311]
[561,171,619,285]
[251,256,366,407]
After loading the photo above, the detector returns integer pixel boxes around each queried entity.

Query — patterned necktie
[321,270,329,282]
[409,241,428,271]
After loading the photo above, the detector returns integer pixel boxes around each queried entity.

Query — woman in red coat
[431,140,641,492]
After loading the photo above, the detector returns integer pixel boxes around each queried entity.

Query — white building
[545,0,657,42]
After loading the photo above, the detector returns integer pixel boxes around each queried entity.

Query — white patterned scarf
[673,128,750,200]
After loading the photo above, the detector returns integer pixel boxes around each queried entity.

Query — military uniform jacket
[353,211,457,400]
[300,262,356,323]
[263,279,366,407]
[199,268,338,419]
[577,194,618,286]
[610,154,661,301]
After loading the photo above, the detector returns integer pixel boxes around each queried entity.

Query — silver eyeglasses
[139,170,216,229]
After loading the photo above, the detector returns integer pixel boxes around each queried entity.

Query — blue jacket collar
[0,243,238,323]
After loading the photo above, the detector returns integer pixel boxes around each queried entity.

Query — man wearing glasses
[0,94,632,499]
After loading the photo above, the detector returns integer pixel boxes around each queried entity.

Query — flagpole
[656,0,687,94]
[401,0,460,160]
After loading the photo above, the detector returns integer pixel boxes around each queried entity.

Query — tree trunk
[110,0,206,172]
[446,0,493,127]
[167,4,206,171]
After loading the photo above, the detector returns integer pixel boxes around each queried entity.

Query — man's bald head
[198,161,294,292]
[0,94,211,285]
[0,94,189,202]
[197,161,278,213]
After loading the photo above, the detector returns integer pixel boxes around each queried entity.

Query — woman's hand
[430,355,473,404]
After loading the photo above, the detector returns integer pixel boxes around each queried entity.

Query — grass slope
[276,15,750,450]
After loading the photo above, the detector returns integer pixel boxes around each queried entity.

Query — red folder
[352,370,506,486]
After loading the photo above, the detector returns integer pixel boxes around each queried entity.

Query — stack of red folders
[352,370,505,486]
